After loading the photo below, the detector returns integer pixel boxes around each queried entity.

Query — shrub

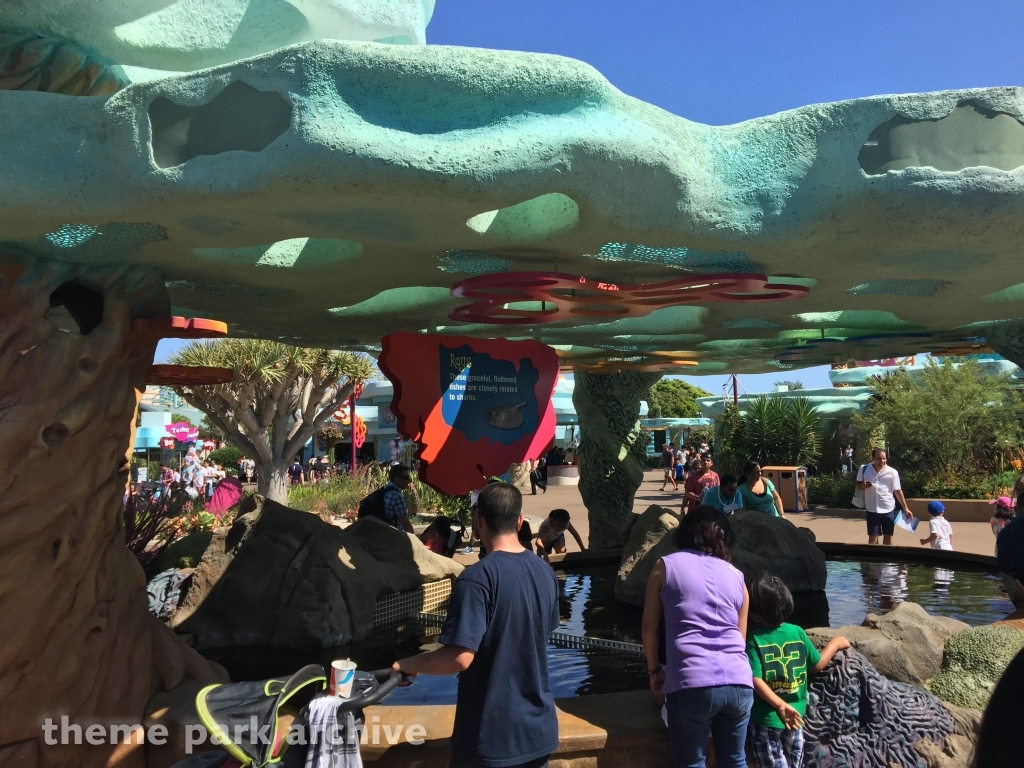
[208,446,244,469]
[807,473,856,508]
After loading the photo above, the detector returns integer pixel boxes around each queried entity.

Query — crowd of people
[385,483,856,768]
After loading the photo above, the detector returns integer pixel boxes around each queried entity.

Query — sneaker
[461,546,475,555]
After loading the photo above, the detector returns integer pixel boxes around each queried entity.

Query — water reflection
[826,558,1010,628]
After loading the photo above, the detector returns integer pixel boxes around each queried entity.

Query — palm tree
[737,395,822,467]
[170,340,374,503]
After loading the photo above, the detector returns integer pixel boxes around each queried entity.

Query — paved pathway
[456,470,999,563]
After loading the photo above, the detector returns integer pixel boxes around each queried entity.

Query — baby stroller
[171,665,403,767]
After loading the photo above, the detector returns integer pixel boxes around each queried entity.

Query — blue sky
[159,0,1023,390]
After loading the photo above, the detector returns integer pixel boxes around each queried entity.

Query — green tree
[773,380,804,390]
[718,396,823,469]
[170,340,374,503]
[171,413,193,426]
[854,358,1024,474]
[646,379,711,418]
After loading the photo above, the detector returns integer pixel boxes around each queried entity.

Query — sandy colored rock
[615,504,681,605]
[809,602,968,685]
[914,703,981,768]
[729,511,827,594]
[171,495,460,649]
[346,515,464,584]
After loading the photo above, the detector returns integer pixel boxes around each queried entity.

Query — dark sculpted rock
[615,505,825,606]
[729,510,827,593]
[805,648,954,768]
[170,495,461,649]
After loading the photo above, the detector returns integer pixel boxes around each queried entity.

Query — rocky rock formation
[926,624,1024,709]
[615,505,826,606]
[807,602,968,685]
[913,703,982,768]
[615,504,681,604]
[0,260,226,768]
[729,510,827,593]
[805,648,953,768]
[171,495,462,649]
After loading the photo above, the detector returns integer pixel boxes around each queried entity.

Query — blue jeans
[665,685,753,768]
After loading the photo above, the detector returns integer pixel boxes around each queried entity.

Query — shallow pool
[201,557,1013,705]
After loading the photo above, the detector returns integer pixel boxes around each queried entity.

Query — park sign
[379,333,559,495]
[165,422,199,443]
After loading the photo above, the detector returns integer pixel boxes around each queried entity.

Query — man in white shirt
[856,448,909,546]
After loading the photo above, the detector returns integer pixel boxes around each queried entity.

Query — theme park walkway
[455,470,998,565]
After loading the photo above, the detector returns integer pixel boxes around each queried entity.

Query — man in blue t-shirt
[394,482,560,767]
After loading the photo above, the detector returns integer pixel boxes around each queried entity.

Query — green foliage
[208,446,244,469]
[926,625,1024,709]
[897,469,1018,500]
[688,425,715,447]
[646,378,710,418]
[171,413,194,425]
[773,380,804,390]
[855,358,1024,474]
[723,395,823,469]
[808,467,1018,507]
[714,404,744,476]
[807,473,857,507]
[287,463,470,522]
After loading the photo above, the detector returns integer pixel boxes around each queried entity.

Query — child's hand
[833,636,851,651]
[919,538,928,545]
[776,702,804,730]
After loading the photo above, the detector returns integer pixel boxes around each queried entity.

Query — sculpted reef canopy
[3,0,1024,372]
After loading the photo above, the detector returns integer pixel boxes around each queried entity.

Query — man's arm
[893,488,909,513]
[567,522,586,551]
[394,644,475,677]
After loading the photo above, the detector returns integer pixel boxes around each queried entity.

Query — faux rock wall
[0,258,225,767]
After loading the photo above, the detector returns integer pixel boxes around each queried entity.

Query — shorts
[866,510,895,537]
[663,466,673,478]
[748,724,805,768]
[539,534,566,554]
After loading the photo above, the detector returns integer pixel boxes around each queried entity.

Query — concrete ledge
[905,498,997,523]
[548,465,580,486]
[547,549,623,567]
[811,499,998,523]
[363,690,670,767]
[815,541,997,569]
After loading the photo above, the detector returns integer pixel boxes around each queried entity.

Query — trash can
[761,466,808,512]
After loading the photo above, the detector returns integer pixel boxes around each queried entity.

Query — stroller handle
[336,668,406,711]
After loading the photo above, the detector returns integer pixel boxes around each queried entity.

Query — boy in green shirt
[745,571,850,768]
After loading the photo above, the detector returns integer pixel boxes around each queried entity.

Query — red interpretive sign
[378,333,559,495]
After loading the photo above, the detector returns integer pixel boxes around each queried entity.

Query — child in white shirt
[920,500,953,551]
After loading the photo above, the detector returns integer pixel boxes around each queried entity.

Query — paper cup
[330,659,357,698]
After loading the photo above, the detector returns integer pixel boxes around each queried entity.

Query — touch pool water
[200,557,1013,706]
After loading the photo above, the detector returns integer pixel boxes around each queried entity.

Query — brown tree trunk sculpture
[0,259,226,767]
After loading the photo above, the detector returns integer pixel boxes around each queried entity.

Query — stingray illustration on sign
[379,333,559,495]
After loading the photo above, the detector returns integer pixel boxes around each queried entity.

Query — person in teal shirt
[745,571,849,768]
[702,474,744,515]
[738,462,786,518]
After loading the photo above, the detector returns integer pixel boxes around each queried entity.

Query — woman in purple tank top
[641,506,753,768]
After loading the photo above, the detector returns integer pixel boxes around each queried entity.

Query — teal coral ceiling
[2,41,1024,370]
[584,242,761,273]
